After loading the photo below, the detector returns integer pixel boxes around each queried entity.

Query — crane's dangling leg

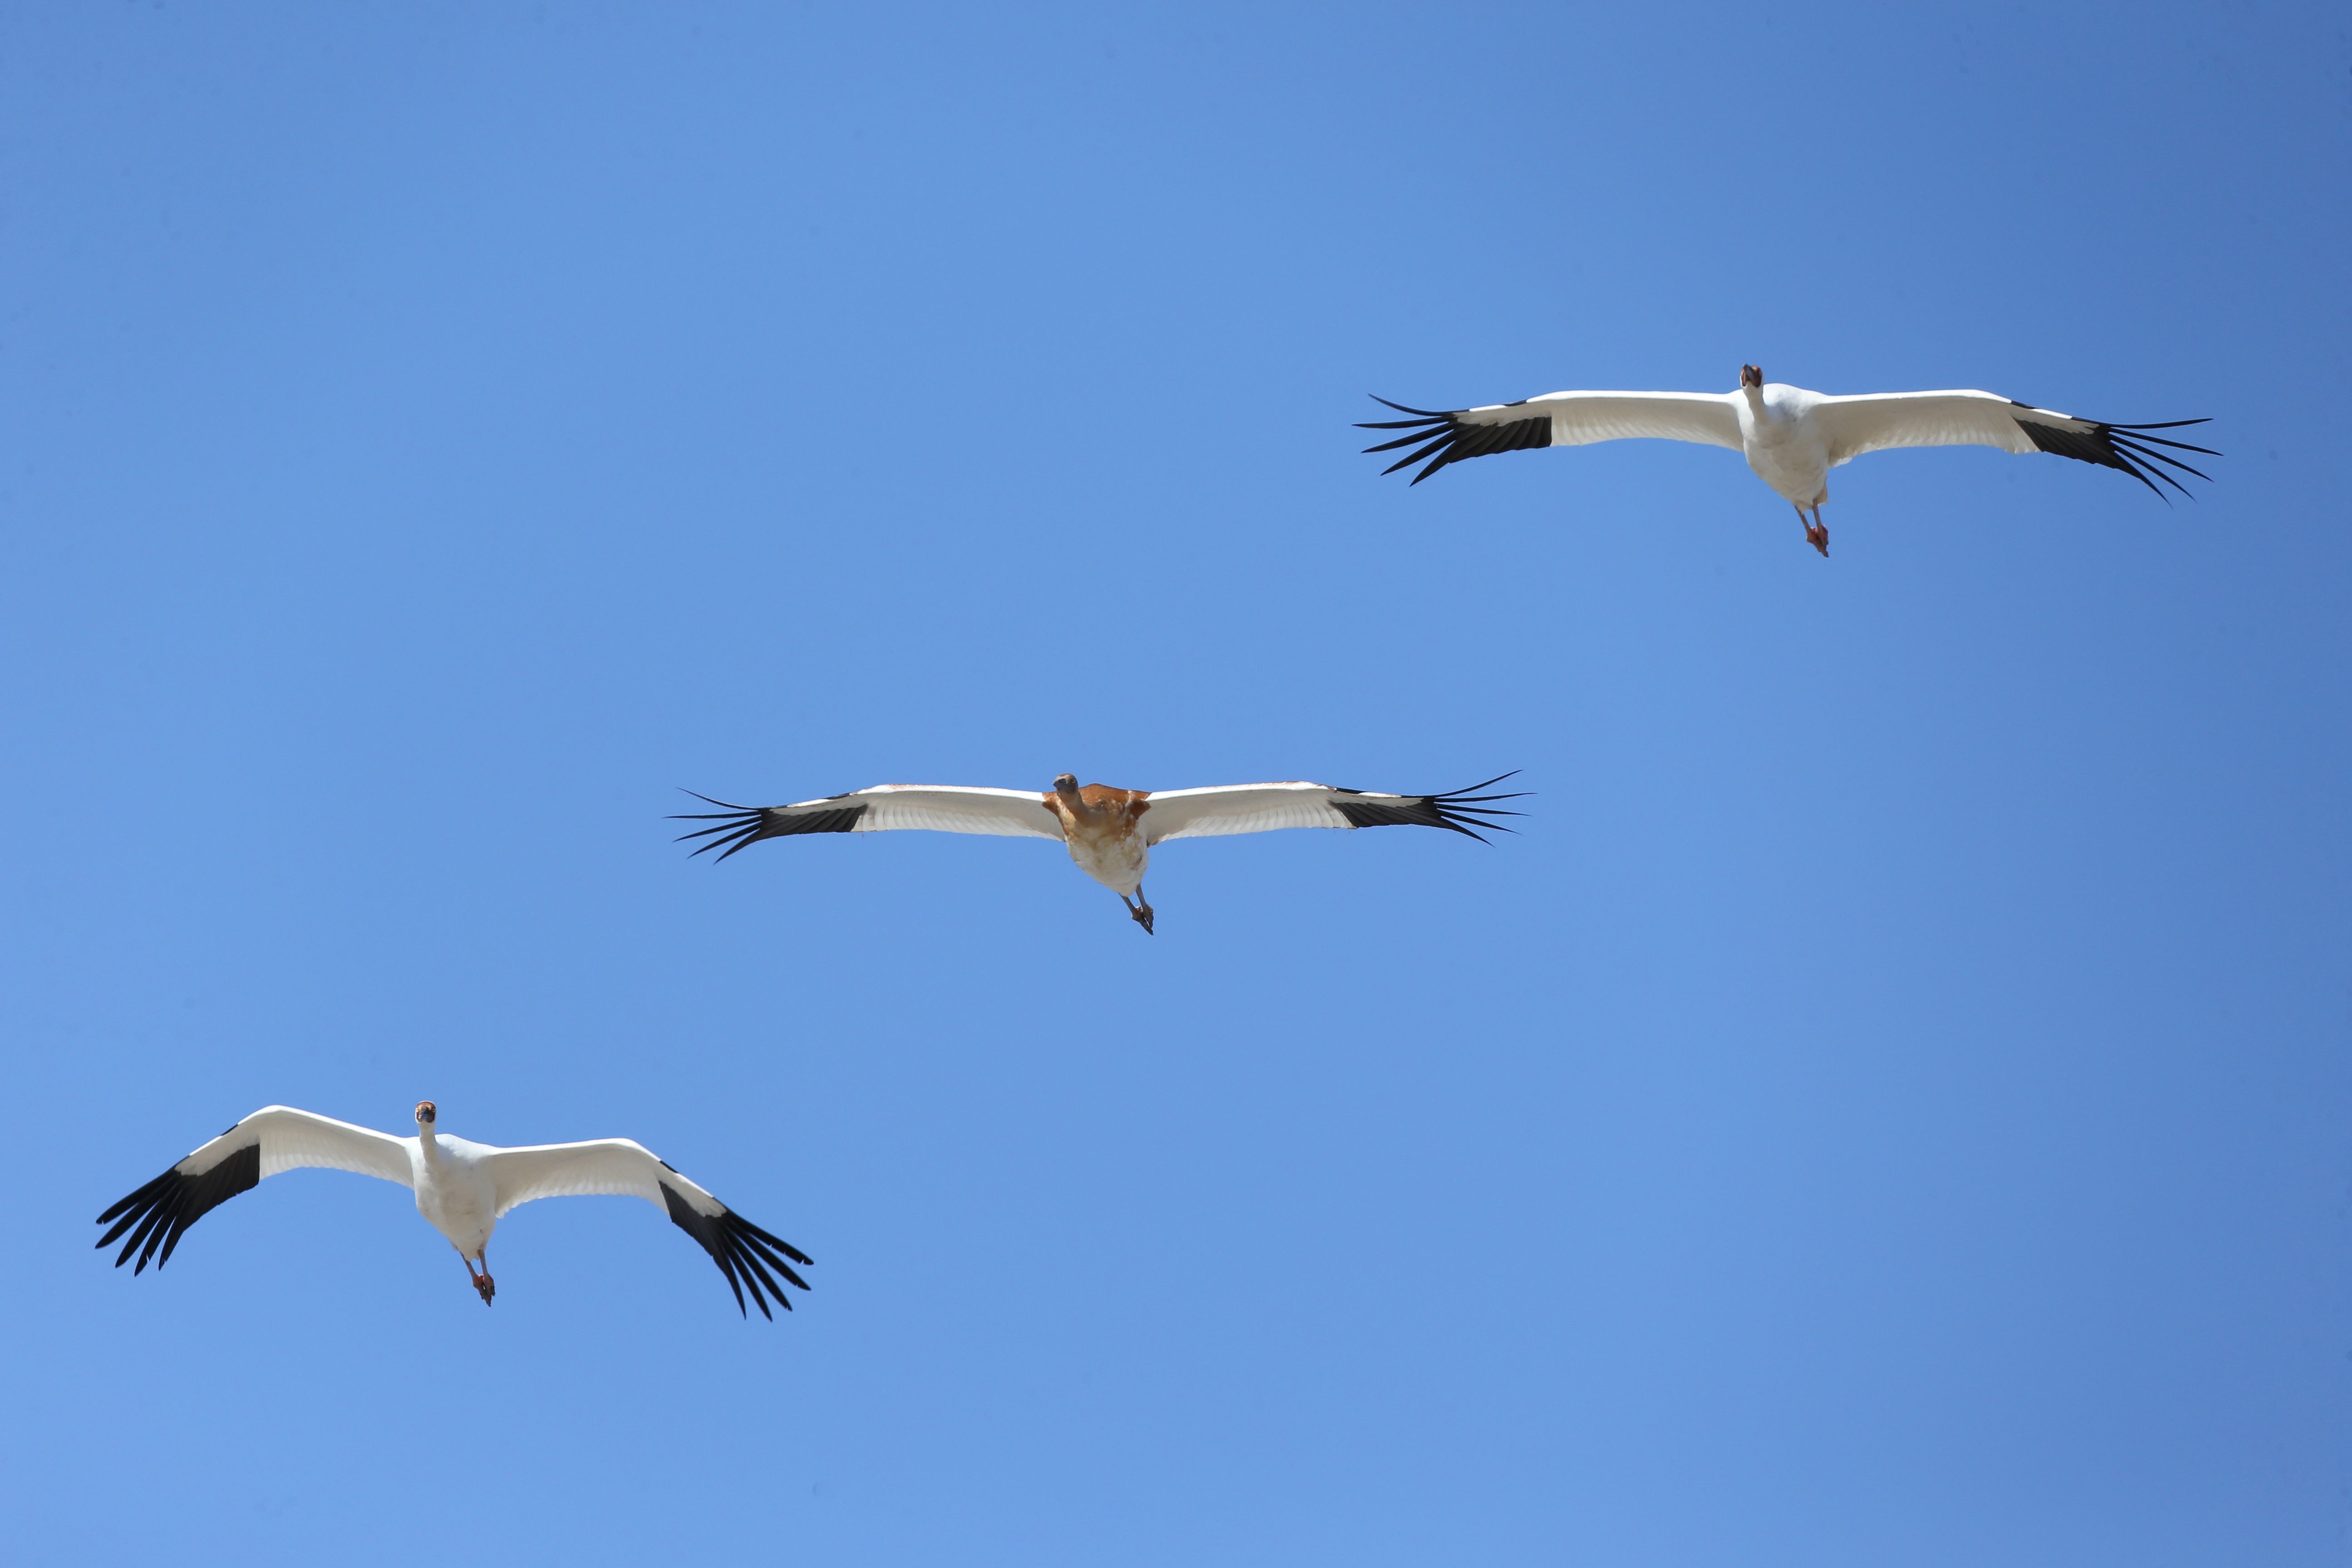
[1120,889,1156,936]
[1797,502,1829,557]
[458,1247,496,1306]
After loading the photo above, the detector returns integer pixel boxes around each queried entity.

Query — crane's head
[1053,773,1080,796]
[414,1100,437,1127]
[1740,364,1764,390]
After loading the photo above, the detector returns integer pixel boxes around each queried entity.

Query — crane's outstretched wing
[97,1107,415,1274]
[1140,775,1525,845]
[1360,392,1743,484]
[675,783,1063,862]
[1808,390,2216,499]
[486,1139,811,1319]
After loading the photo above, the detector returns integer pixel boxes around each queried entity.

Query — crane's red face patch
[1741,364,1764,388]
[414,1100,437,1124]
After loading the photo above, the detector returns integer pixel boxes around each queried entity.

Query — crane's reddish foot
[473,1272,495,1306]
[1123,896,1155,935]
[1805,521,1829,557]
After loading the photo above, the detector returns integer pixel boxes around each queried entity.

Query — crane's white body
[412,1132,501,1256]
[1738,385,1835,507]
[1063,810,1151,897]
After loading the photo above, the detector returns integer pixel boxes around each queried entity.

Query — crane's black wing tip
[1364,394,1452,419]
[2016,410,2218,501]
[95,1142,261,1275]
[672,806,772,861]
[1358,397,1549,484]
[670,795,868,860]
[664,1185,812,1321]
[1333,772,1529,840]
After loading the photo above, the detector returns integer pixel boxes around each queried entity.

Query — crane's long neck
[1741,383,1785,434]
[417,1127,443,1167]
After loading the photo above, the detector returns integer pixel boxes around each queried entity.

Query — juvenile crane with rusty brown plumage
[676,773,1523,933]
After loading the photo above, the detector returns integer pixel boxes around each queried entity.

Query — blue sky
[3,3,2347,1563]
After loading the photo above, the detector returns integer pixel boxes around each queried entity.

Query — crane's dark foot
[1805,521,1829,557]
[1122,896,1155,935]
[473,1272,495,1306]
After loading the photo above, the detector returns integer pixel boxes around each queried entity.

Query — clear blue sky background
[3,4,2347,1563]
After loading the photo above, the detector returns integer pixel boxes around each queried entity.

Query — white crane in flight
[1361,365,2215,555]
[98,1102,810,1317]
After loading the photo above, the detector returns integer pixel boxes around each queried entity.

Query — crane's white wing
[487,1137,670,1212]
[97,1106,416,1274]
[676,783,1062,861]
[1361,392,1743,484]
[1142,775,1524,845]
[1809,390,2217,498]
[485,1139,812,1318]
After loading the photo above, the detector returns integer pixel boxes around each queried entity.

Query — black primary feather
[96,1141,262,1274]
[1331,772,1528,841]
[672,790,867,862]
[2010,407,2218,501]
[662,1184,813,1320]
[1357,396,1551,484]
